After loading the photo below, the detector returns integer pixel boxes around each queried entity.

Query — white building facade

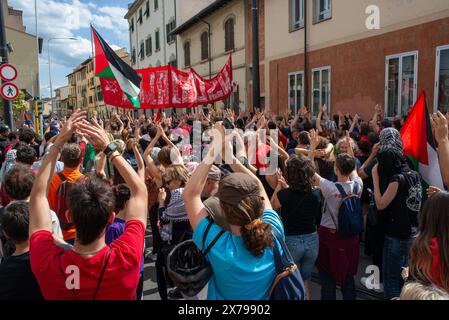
[125,0,178,70]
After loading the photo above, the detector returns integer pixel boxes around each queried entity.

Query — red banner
[100,56,233,109]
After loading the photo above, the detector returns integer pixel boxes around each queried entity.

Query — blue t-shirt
[193,209,284,300]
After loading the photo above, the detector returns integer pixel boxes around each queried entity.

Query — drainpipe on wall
[174,0,178,66]
[252,0,260,110]
[304,0,308,109]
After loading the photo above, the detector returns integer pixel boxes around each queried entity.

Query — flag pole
[90,23,99,117]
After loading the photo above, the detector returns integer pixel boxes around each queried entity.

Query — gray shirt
[319,176,363,229]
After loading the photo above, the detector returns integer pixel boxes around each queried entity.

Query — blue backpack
[333,183,364,238]
[269,228,306,300]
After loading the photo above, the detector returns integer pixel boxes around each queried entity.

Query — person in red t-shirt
[409,190,449,293]
[29,109,148,300]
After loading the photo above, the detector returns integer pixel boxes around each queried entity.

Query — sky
[8,0,131,98]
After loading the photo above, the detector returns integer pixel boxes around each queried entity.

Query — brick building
[263,0,449,119]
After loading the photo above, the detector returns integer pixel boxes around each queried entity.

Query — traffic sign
[0,64,18,82]
[1,82,19,100]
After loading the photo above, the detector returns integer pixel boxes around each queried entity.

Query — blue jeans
[382,236,413,300]
[285,232,319,281]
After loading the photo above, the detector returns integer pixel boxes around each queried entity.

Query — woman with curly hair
[271,155,322,299]
[182,123,285,300]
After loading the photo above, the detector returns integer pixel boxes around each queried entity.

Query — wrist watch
[103,142,118,157]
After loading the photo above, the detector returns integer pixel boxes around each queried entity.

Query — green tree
[12,90,29,119]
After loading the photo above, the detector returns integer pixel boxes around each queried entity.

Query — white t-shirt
[50,210,63,239]
[319,176,363,229]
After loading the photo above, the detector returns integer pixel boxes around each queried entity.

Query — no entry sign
[1,82,19,100]
[0,64,18,82]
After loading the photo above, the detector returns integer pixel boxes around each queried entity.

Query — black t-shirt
[0,252,44,300]
[277,188,322,236]
[383,171,422,239]
[0,207,15,261]
[257,170,275,200]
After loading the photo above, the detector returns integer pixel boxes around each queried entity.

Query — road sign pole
[0,2,14,129]
[34,98,40,136]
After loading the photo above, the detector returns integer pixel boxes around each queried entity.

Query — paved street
[142,228,383,301]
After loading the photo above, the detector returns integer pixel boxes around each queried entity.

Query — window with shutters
[224,17,235,52]
[144,1,150,17]
[166,20,176,44]
[138,8,143,24]
[129,18,134,32]
[184,42,191,67]
[97,88,103,101]
[154,0,158,11]
[201,31,209,61]
[146,36,152,56]
[140,41,145,60]
[132,47,136,65]
[155,29,160,51]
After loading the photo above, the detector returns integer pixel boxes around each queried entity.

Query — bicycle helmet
[167,240,212,297]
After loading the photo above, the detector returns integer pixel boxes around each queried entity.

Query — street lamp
[47,37,78,116]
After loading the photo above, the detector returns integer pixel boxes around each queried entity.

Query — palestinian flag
[400,91,444,189]
[92,26,141,108]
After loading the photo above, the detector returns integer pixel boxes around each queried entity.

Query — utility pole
[252,0,260,110]
[304,0,309,109]
[0,0,14,129]
[35,0,43,137]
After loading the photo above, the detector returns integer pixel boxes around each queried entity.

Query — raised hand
[309,129,320,151]
[321,104,327,114]
[275,169,288,189]
[55,109,87,146]
[77,117,110,151]
[371,142,380,157]
[427,186,442,198]
[431,111,449,144]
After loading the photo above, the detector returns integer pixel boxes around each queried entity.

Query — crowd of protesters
[0,102,448,301]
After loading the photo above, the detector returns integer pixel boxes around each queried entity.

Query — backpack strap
[271,228,295,272]
[57,172,67,183]
[92,248,111,300]
[335,183,347,197]
[202,217,225,256]
[329,183,347,230]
